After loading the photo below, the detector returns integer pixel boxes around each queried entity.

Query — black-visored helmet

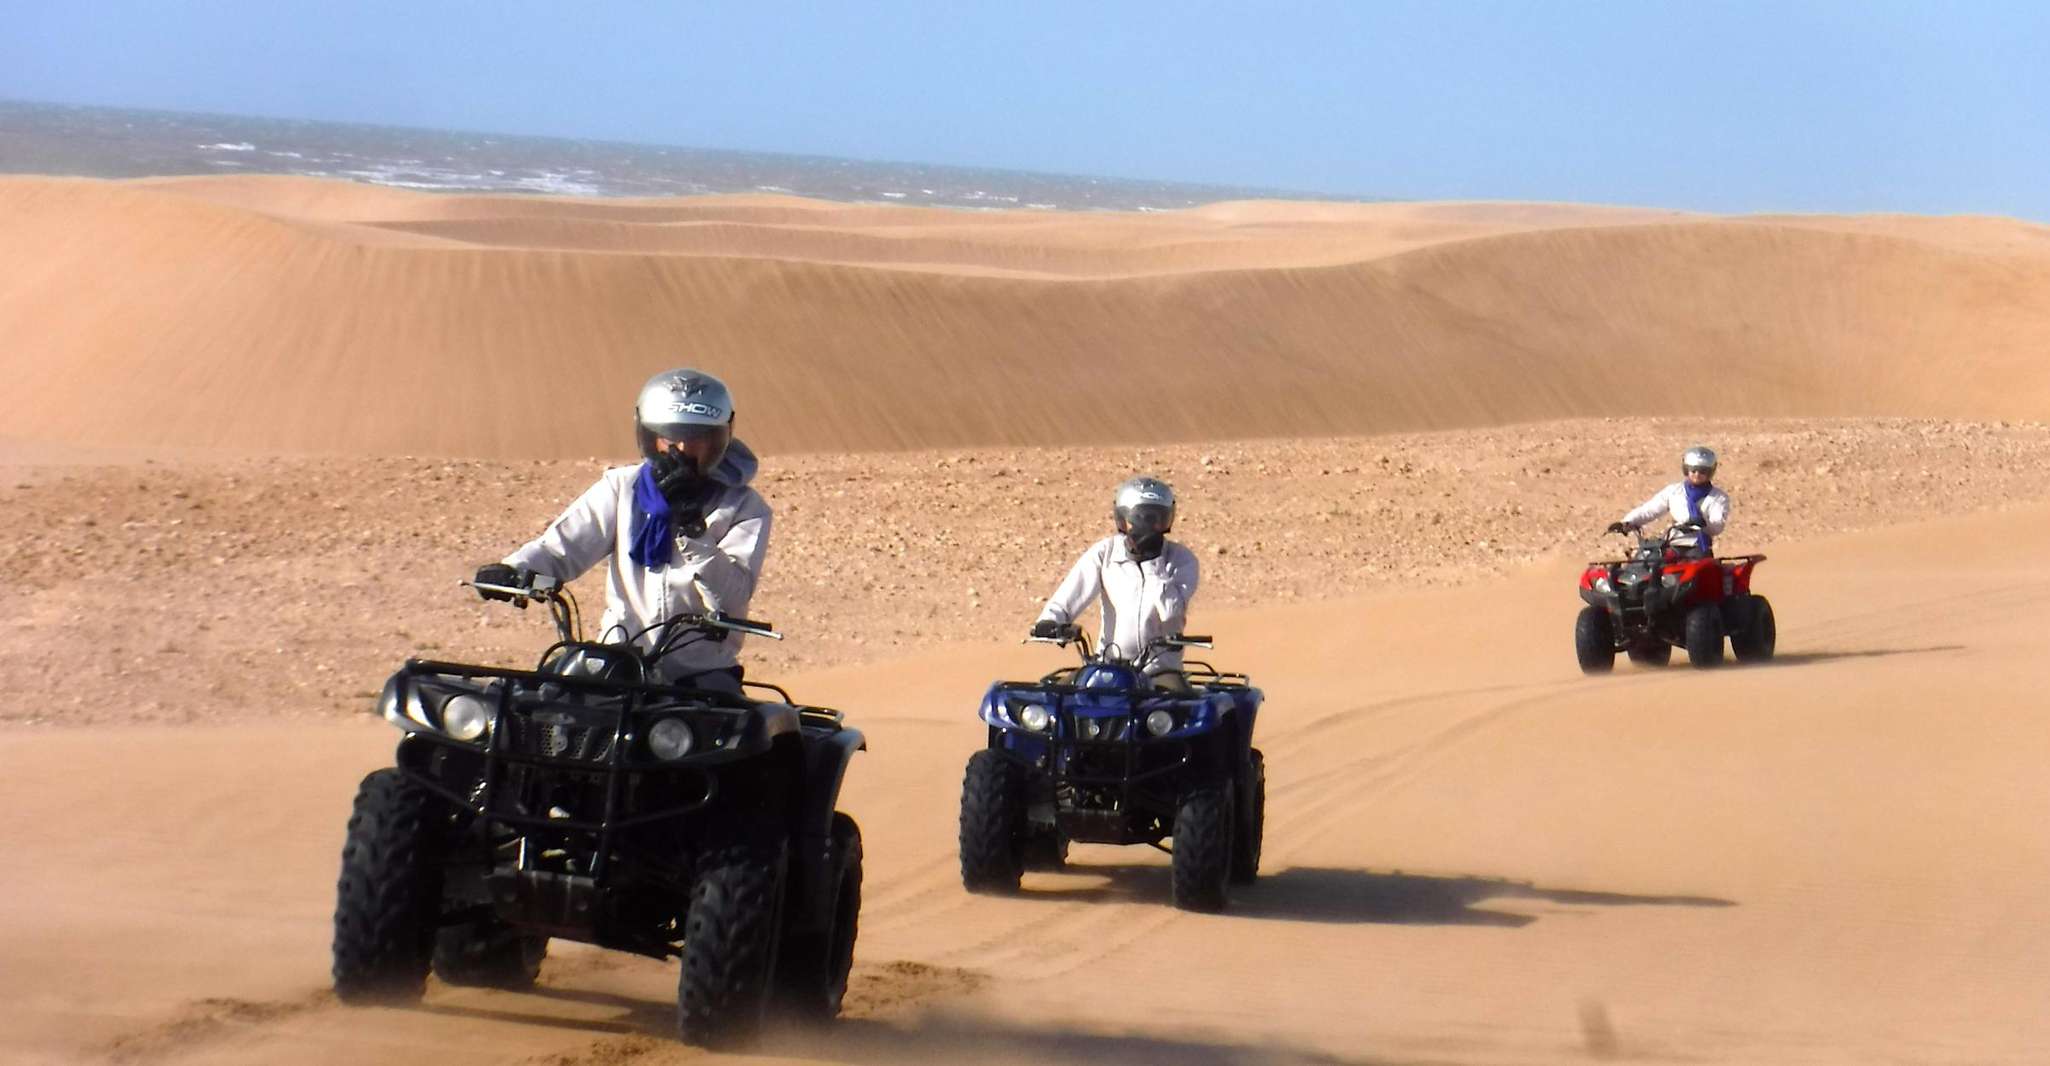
[634,368,734,474]
[1113,476,1176,537]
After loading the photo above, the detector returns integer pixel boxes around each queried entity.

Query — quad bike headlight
[1592,574,1613,595]
[648,716,695,760]
[1016,704,1051,733]
[440,693,492,742]
[1144,709,1176,737]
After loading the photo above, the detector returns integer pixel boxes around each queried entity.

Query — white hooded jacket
[1622,481,1730,549]
[1036,536,1200,673]
[504,442,770,680]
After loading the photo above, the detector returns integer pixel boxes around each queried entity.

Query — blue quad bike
[958,624,1266,912]
[330,573,865,1050]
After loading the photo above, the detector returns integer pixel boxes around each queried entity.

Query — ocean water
[0,98,1333,211]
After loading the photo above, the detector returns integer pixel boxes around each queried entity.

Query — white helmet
[1682,445,1718,477]
[634,368,734,473]
[1113,476,1176,536]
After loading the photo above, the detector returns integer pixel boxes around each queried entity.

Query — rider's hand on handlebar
[1605,521,1633,535]
[1031,619,1080,642]
[473,562,530,603]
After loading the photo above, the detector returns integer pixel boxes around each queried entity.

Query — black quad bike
[1576,522,1777,673]
[959,625,1266,912]
[331,573,865,1049]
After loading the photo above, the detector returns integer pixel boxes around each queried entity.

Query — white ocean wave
[200,142,256,151]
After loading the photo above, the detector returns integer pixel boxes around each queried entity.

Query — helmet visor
[650,422,731,476]
[1119,503,1173,537]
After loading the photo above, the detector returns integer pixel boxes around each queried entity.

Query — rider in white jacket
[476,369,771,691]
[1034,477,1200,679]
[1607,445,1730,554]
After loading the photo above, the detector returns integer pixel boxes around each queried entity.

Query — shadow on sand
[1023,863,1734,928]
[419,971,1389,1065]
[1763,644,1963,668]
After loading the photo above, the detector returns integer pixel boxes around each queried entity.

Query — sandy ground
[7,502,2048,1065]
[4,176,2048,1064]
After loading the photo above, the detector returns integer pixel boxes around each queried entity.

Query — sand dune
[4,175,2049,459]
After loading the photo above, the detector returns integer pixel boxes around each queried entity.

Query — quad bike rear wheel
[1021,829,1069,872]
[1627,641,1672,667]
[959,750,1026,893]
[432,922,547,990]
[678,842,788,1048]
[1684,604,1725,668]
[773,813,862,1022]
[1230,748,1266,885]
[332,769,446,1005]
[1575,606,1617,674]
[1731,595,1777,664]
[1172,778,1235,913]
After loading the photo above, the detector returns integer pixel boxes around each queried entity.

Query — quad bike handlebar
[462,570,782,683]
[1025,624,1212,669]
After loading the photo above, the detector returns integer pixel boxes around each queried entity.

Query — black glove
[650,447,707,500]
[1605,521,1633,535]
[650,448,716,538]
[1033,619,1082,641]
[473,562,528,603]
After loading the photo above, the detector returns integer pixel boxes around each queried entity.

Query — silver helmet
[1113,476,1176,536]
[1682,445,1718,477]
[634,368,734,473]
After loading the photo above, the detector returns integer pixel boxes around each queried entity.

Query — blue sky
[4,2,2046,217]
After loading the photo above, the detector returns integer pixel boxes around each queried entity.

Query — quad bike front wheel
[1731,596,1777,664]
[773,812,862,1023]
[959,750,1026,893]
[678,842,788,1048]
[1172,778,1235,913]
[1575,607,1617,675]
[332,769,446,1005]
[1231,748,1266,885]
[1684,604,1725,668]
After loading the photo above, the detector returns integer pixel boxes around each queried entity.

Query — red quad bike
[1575,522,1777,673]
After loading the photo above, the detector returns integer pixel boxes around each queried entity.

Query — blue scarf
[628,463,673,568]
[1684,481,1714,552]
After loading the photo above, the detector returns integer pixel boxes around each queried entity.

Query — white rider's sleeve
[1039,543,1105,625]
[1148,551,1199,625]
[1621,485,1674,529]
[504,475,620,582]
[1702,491,1729,536]
[671,494,772,617]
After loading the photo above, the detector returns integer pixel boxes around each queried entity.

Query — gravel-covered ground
[5,415,2046,727]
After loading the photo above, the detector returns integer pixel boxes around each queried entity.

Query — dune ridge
[4,175,2048,460]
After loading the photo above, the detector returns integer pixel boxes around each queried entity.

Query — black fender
[789,726,866,933]
[732,701,804,756]
[797,726,865,839]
